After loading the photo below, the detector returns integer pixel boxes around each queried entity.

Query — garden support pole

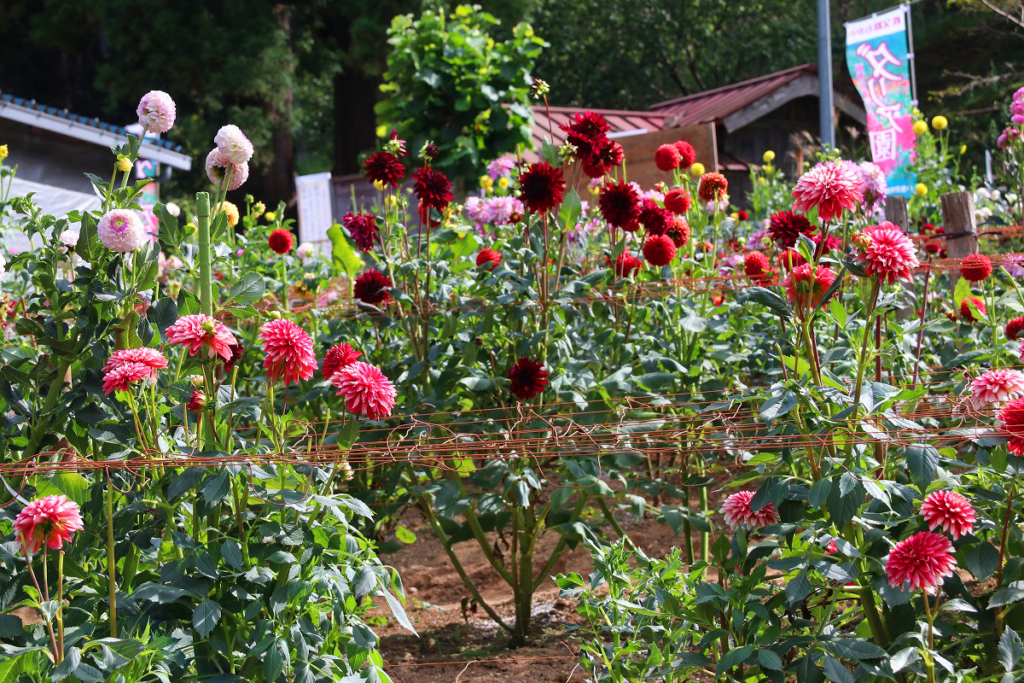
[197,192,213,317]
[816,0,834,148]
[941,190,978,293]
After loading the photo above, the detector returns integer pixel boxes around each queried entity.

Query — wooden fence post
[886,196,913,319]
[940,190,979,292]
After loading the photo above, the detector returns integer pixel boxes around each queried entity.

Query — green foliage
[375,5,545,178]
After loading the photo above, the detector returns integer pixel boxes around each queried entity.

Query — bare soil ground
[373,505,706,682]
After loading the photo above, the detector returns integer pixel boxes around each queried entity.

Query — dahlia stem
[57,552,65,658]
[107,478,117,637]
[922,589,937,683]
[22,547,59,660]
[845,279,880,462]
[997,485,1015,589]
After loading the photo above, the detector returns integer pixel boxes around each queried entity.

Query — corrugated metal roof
[648,64,817,126]
[0,93,192,170]
[530,105,668,152]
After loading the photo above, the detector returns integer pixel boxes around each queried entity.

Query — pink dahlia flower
[921,491,976,540]
[322,343,361,381]
[102,361,153,394]
[259,319,317,386]
[102,347,168,376]
[214,124,254,165]
[970,369,1024,408]
[998,396,1024,456]
[791,160,864,222]
[205,148,249,191]
[98,209,145,253]
[331,361,397,420]
[14,495,84,555]
[855,221,920,283]
[136,90,176,134]
[721,491,780,529]
[886,531,956,591]
[166,314,237,361]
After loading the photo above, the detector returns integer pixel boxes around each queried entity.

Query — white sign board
[296,172,334,245]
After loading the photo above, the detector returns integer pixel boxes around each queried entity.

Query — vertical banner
[296,172,334,246]
[846,6,916,197]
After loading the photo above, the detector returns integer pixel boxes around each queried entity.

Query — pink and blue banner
[846,6,916,197]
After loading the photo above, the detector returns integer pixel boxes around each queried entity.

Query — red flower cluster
[674,141,696,169]
[744,251,769,284]
[614,252,642,277]
[519,162,566,214]
[999,396,1024,456]
[886,531,956,591]
[666,217,690,248]
[509,357,549,401]
[413,166,453,212]
[638,199,671,235]
[599,179,641,231]
[343,212,380,252]
[783,264,838,310]
[259,319,317,386]
[354,269,393,306]
[269,229,294,255]
[1006,316,1024,340]
[560,111,622,178]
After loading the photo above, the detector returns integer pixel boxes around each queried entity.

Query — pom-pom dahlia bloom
[98,209,145,253]
[697,173,728,203]
[663,189,691,215]
[885,531,956,591]
[960,254,992,282]
[654,144,681,172]
[214,124,254,165]
[960,297,986,322]
[331,361,397,420]
[268,229,294,255]
[102,361,153,395]
[791,160,864,222]
[674,141,696,168]
[259,319,317,386]
[476,248,502,270]
[136,90,176,133]
[721,491,780,529]
[322,343,361,381]
[970,369,1024,408]
[509,357,550,401]
[921,491,975,540]
[14,495,84,555]
[205,148,249,191]
[166,314,237,361]
[614,252,642,277]
[642,234,676,266]
[855,221,920,284]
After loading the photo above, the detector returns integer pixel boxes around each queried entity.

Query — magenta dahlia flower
[205,148,249,191]
[970,369,1024,408]
[98,209,145,253]
[343,212,380,252]
[102,361,153,395]
[921,491,976,540]
[259,319,317,386]
[855,221,920,284]
[14,495,84,555]
[136,90,176,134]
[886,531,956,591]
[102,347,168,376]
[322,343,361,381]
[331,361,397,420]
[166,314,237,361]
[214,124,254,165]
[791,160,863,222]
[721,491,779,529]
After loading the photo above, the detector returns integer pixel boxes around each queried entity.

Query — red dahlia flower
[736,209,748,221]
[331,361,397,420]
[259,318,318,386]
[614,252,642,277]
[721,491,779,529]
[599,179,641,231]
[322,343,361,381]
[519,162,566,214]
[768,210,815,248]
[666,217,691,247]
[559,111,611,159]
[673,141,696,169]
[960,254,992,282]
[999,396,1024,456]
[783,264,837,310]
[1006,316,1024,340]
[856,222,920,284]
[638,199,672,236]
[744,251,769,280]
[508,357,550,401]
[698,173,728,203]
[885,531,956,591]
[663,189,691,215]
[342,212,380,252]
[102,361,153,395]
[791,160,863,222]
[354,269,392,306]
[921,490,975,540]
[14,495,83,555]
[777,249,806,271]
[925,242,941,255]
[960,296,986,322]
[655,144,681,172]
[476,248,502,270]
[269,229,294,255]
[413,166,453,211]
[187,390,207,412]
[643,234,676,266]
[363,151,405,187]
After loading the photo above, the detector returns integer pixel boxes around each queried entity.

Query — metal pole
[817,0,835,148]
[904,3,918,106]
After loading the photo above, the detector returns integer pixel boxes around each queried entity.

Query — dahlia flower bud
[165,202,181,217]
[268,310,282,320]
[189,374,204,387]
[851,231,872,249]
[187,390,207,412]
[530,78,550,98]
[136,90,176,133]
[214,124,254,165]
[98,209,145,253]
[420,141,439,160]
[117,157,132,173]
[59,230,79,251]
